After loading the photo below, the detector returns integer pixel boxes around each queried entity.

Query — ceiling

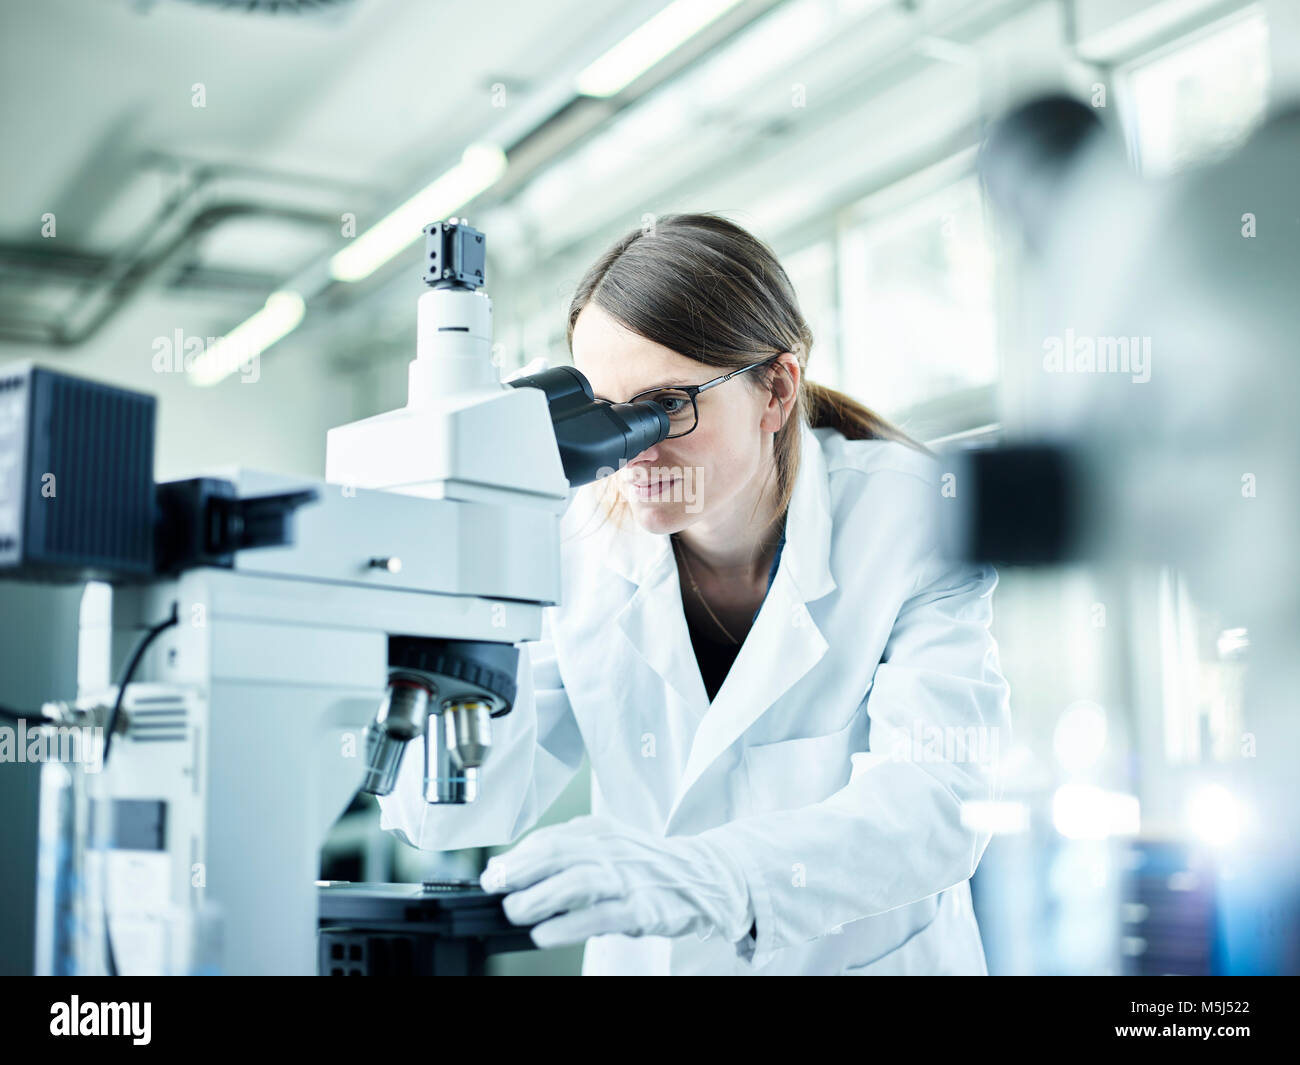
[0,0,679,347]
[0,0,1055,386]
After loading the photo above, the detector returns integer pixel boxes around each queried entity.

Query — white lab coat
[379,420,1012,975]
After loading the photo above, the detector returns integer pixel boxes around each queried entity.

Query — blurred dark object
[946,443,1084,565]
[977,93,1109,256]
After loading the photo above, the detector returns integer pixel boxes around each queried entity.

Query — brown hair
[566,212,931,535]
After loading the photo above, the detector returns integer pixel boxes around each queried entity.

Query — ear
[760,352,800,433]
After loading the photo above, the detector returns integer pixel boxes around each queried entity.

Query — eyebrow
[593,380,694,403]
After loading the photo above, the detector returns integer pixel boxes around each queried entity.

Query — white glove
[479,815,754,951]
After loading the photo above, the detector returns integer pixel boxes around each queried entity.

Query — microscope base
[317,881,536,976]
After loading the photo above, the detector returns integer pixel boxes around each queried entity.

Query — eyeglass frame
[612,353,786,440]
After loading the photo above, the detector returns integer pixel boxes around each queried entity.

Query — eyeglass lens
[636,388,696,438]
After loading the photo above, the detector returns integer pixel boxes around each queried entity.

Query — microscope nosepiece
[360,677,432,796]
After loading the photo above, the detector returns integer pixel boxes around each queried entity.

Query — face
[571,302,792,538]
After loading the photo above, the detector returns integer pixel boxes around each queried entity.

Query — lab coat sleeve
[376,607,587,851]
[698,551,1011,970]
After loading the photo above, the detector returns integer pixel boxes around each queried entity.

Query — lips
[629,477,678,498]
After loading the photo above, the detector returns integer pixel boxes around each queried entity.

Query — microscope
[0,220,669,976]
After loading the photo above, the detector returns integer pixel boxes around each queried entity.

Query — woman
[379,213,1012,975]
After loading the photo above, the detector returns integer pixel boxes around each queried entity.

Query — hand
[479,815,753,950]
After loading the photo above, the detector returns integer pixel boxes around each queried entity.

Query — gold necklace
[672,536,741,645]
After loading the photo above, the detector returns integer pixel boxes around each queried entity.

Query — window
[837,170,997,420]
[1120,6,1270,177]
[1156,568,1249,767]
[780,239,840,390]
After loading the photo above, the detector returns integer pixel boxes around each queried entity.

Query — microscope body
[0,219,666,975]
[77,470,560,975]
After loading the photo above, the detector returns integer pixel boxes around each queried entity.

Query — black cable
[100,601,178,977]
[102,602,179,766]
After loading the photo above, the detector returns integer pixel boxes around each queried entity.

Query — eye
[648,389,692,417]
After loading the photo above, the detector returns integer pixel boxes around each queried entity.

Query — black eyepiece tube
[506,365,670,487]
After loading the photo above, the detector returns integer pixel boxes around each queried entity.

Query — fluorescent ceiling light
[576,0,746,98]
[188,290,305,387]
[329,142,507,283]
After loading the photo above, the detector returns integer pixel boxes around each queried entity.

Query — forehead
[571,303,700,400]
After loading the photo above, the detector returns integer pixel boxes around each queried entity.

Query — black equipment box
[0,363,156,581]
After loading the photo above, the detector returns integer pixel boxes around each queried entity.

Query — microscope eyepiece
[507,365,670,487]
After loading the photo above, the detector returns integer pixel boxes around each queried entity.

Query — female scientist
[379,212,1012,976]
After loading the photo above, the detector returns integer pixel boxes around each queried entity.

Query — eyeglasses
[618,354,784,440]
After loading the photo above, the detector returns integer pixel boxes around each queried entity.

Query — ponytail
[803,380,933,456]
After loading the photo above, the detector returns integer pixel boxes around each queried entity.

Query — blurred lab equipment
[951,96,1300,974]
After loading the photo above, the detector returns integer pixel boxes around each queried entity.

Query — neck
[673,468,784,586]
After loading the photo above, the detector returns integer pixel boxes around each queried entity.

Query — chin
[626,499,690,535]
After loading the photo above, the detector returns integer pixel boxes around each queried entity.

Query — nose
[629,442,663,464]
[621,441,673,481]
